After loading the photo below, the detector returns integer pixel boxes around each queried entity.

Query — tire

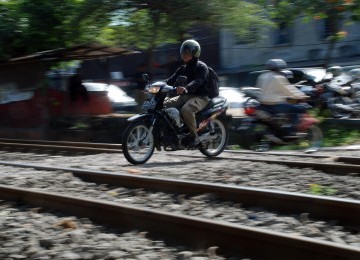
[242,122,271,152]
[122,121,155,164]
[327,97,352,118]
[199,118,228,157]
[297,125,323,152]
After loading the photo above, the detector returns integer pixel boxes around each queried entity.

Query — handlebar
[286,96,310,104]
[175,75,187,87]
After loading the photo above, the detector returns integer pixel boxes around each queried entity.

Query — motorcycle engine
[158,117,179,149]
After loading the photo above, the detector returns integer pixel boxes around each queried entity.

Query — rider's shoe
[182,134,200,147]
[190,136,200,147]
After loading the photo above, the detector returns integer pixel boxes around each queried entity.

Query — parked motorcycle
[290,70,333,110]
[326,68,360,118]
[237,88,323,152]
[122,74,229,164]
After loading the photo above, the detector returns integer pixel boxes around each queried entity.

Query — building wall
[220,18,360,72]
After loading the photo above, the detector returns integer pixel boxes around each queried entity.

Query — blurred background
[0,0,359,140]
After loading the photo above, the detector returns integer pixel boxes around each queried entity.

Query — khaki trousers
[164,95,209,137]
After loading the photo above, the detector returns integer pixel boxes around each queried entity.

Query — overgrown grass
[311,108,360,147]
[308,183,337,196]
[321,126,360,147]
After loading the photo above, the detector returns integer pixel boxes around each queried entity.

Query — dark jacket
[165,58,209,97]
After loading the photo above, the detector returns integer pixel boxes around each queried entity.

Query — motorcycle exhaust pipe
[199,132,217,142]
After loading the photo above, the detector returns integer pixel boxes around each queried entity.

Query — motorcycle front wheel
[298,125,323,153]
[199,118,228,157]
[122,121,155,164]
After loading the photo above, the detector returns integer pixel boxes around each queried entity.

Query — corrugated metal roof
[1,43,139,65]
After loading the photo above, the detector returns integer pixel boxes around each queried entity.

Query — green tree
[1,0,272,68]
[0,0,111,59]
[0,0,23,59]
[98,0,271,72]
[267,0,360,66]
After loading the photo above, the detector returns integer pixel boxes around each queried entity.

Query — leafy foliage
[0,0,273,60]
[0,0,111,59]
[308,183,337,196]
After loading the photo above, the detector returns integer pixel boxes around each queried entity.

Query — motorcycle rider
[164,39,210,146]
[256,59,309,136]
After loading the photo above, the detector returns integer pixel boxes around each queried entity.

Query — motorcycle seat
[202,96,226,110]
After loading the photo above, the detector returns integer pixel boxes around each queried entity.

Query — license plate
[142,99,156,110]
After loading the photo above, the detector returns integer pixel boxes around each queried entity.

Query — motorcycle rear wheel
[122,121,155,164]
[199,118,228,157]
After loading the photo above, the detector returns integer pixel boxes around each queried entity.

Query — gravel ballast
[0,148,359,259]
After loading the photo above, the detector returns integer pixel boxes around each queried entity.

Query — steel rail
[171,153,360,175]
[0,142,121,154]
[1,139,359,174]
[228,150,360,165]
[0,160,359,230]
[0,185,358,260]
[1,138,359,165]
[0,138,123,149]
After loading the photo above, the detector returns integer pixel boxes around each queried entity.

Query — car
[219,87,248,117]
[82,82,138,112]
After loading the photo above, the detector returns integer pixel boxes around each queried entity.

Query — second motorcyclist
[256,59,309,136]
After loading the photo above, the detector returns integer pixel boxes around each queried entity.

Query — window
[234,27,259,45]
[274,22,291,45]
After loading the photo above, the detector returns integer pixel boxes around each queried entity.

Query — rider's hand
[300,95,310,100]
[176,86,188,95]
[291,95,309,100]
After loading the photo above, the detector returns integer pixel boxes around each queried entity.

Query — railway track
[1,138,359,175]
[0,161,359,259]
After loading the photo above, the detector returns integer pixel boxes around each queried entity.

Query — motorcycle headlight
[148,86,161,94]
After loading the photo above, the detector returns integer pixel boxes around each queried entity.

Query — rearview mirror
[141,73,149,82]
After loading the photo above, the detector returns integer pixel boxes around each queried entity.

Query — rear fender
[197,107,227,132]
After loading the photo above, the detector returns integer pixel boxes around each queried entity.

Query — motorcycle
[288,69,333,110]
[326,69,360,118]
[122,74,229,164]
[237,88,323,152]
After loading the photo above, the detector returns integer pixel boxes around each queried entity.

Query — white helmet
[326,66,343,77]
[265,59,287,71]
[348,68,360,79]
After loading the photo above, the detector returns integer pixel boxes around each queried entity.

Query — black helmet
[265,59,287,71]
[180,39,201,59]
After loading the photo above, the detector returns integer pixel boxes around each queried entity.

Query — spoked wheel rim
[199,119,227,157]
[123,123,154,164]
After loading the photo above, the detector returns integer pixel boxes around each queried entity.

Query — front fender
[127,113,153,122]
